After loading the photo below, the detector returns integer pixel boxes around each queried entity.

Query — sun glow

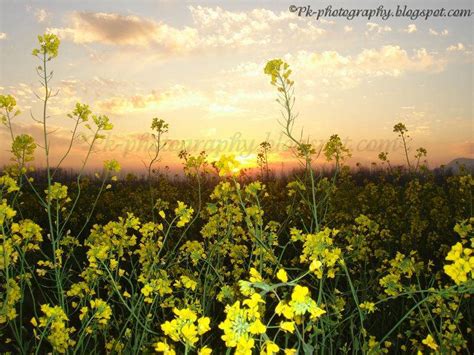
[234,154,257,170]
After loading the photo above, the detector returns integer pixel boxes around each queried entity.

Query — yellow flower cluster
[31,304,76,353]
[263,59,293,87]
[0,198,16,225]
[215,154,240,177]
[359,301,377,314]
[298,228,342,278]
[276,285,326,323]
[1,218,42,269]
[443,242,473,285]
[422,334,439,351]
[0,174,20,193]
[80,298,112,328]
[0,279,21,324]
[219,293,267,354]
[103,159,121,173]
[379,252,423,296]
[174,201,194,228]
[141,275,173,303]
[45,182,69,201]
[160,308,211,347]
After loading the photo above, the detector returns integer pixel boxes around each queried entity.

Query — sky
[0,0,473,172]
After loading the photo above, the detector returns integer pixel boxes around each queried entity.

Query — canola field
[0,34,473,354]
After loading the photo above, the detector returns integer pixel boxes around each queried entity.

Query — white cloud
[48,7,325,53]
[402,24,417,34]
[96,85,207,114]
[228,46,446,90]
[187,6,325,47]
[35,8,50,23]
[447,43,465,52]
[319,19,335,25]
[396,109,432,135]
[365,22,392,35]
[429,28,449,36]
[47,12,198,52]
[225,45,445,92]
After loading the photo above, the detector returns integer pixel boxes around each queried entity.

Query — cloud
[48,7,325,53]
[96,85,207,114]
[355,46,442,75]
[3,76,138,117]
[226,46,445,92]
[447,43,465,52]
[429,28,448,36]
[189,5,322,47]
[35,8,50,23]
[284,45,445,89]
[48,12,198,52]
[365,22,392,35]
[0,32,6,40]
[395,109,433,136]
[402,24,417,34]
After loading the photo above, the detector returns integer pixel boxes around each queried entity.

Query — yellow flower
[0,174,19,193]
[249,319,266,334]
[249,268,263,282]
[422,334,438,351]
[215,154,241,176]
[261,340,279,355]
[160,308,210,346]
[197,317,211,335]
[181,323,198,344]
[174,201,194,228]
[33,304,75,353]
[90,299,112,326]
[443,242,473,285]
[154,341,176,355]
[173,307,197,321]
[243,293,265,309]
[291,285,309,302]
[236,337,254,355]
[218,300,264,352]
[104,159,121,172]
[275,301,294,320]
[359,301,377,314]
[141,284,153,297]
[45,182,68,201]
[287,285,326,320]
[276,268,288,283]
[79,307,88,321]
[309,306,326,320]
[279,321,295,333]
[180,275,197,291]
[198,346,212,355]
